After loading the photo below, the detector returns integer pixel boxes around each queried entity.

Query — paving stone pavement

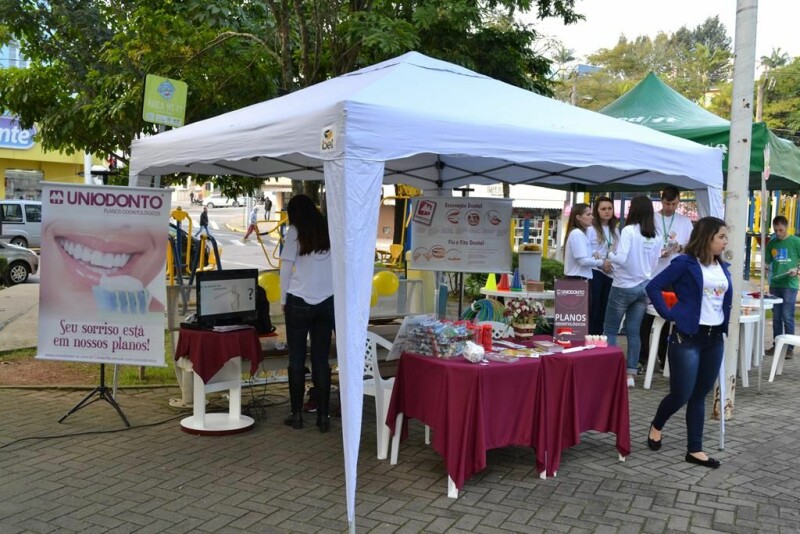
[1,361,799,534]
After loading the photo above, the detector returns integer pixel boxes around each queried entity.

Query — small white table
[479,288,555,300]
[178,356,255,435]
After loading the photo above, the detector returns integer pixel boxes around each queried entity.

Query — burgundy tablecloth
[386,353,543,490]
[537,346,630,476]
[386,340,630,489]
[175,327,261,383]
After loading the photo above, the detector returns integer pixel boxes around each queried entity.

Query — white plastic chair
[769,334,800,382]
[364,332,396,459]
[478,320,512,340]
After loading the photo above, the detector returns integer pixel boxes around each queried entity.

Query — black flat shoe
[647,424,662,451]
[685,453,720,469]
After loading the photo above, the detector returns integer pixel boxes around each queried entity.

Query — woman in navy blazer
[645,217,732,468]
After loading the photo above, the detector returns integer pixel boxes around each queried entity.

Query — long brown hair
[625,196,656,238]
[684,217,726,265]
[591,196,619,246]
[286,194,330,256]
[565,203,591,235]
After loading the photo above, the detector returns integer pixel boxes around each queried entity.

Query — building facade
[1,42,86,200]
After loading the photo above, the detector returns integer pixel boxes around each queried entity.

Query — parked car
[202,195,245,209]
[0,241,39,285]
[0,199,42,248]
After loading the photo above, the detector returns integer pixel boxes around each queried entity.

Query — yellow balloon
[373,271,400,296]
[266,284,281,303]
[258,271,280,293]
[370,287,379,307]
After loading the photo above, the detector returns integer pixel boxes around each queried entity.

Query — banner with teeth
[37,183,171,366]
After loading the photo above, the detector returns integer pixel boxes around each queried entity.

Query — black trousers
[589,270,613,335]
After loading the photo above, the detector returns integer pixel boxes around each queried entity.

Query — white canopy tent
[130,52,723,531]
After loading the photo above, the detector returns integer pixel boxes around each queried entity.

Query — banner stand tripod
[59,363,130,427]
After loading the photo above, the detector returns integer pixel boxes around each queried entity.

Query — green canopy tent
[600,72,800,191]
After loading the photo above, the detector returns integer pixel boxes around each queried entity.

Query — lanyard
[661,213,675,243]
[603,226,612,249]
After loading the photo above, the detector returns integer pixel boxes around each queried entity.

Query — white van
[0,200,42,248]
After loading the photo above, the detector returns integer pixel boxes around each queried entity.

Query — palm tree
[551,44,576,81]
[757,48,790,120]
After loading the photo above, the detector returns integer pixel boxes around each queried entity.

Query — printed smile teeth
[58,237,132,269]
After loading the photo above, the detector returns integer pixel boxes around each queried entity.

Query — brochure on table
[409,197,512,273]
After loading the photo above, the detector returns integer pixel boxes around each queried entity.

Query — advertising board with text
[142,74,188,127]
[409,197,512,273]
[36,183,171,366]
[554,278,589,342]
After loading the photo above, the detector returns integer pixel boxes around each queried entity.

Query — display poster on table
[36,183,171,366]
[409,197,512,273]
[554,279,589,342]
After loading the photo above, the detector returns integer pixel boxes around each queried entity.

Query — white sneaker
[627,376,635,388]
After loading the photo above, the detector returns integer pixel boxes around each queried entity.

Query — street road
[178,204,280,272]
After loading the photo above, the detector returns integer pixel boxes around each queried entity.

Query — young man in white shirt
[640,186,694,371]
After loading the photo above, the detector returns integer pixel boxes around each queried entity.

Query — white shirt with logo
[699,261,728,326]
[586,224,619,272]
[653,211,693,276]
[565,228,601,278]
[608,224,661,288]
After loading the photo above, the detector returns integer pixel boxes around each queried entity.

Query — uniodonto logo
[320,125,336,152]
[50,190,64,204]
[157,80,175,100]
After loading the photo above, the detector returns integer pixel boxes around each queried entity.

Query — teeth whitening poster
[37,183,171,366]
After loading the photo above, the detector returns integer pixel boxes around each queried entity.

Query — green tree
[1,0,582,199]
[762,57,800,139]
[582,16,732,108]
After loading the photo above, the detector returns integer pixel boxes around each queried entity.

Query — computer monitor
[195,269,259,328]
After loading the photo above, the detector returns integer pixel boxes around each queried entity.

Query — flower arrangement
[503,298,547,327]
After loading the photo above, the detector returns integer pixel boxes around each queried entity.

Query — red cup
[481,323,493,352]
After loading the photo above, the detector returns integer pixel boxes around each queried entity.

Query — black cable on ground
[0,413,185,451]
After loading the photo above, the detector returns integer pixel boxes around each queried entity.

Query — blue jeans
[284,294,335,375]
[652,330,724,452]
[603,282,648,374]
[770,286,797,350]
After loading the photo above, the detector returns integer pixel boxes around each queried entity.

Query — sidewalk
[2,281,800,531]
[0,282,40,351]
[1,358,799,532]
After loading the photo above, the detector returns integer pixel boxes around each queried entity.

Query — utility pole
[715,0,758,422]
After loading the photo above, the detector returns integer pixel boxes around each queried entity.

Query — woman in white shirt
[586,197,619,335]
[603,196,662,387]
[280,195,335,432]
[564,203,609,280]
[645,217,732,469]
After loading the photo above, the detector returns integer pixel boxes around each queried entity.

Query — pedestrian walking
[195,206,210,237]
[264,196,273,220]
[646,217,732,469]
[243,206,259,240]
